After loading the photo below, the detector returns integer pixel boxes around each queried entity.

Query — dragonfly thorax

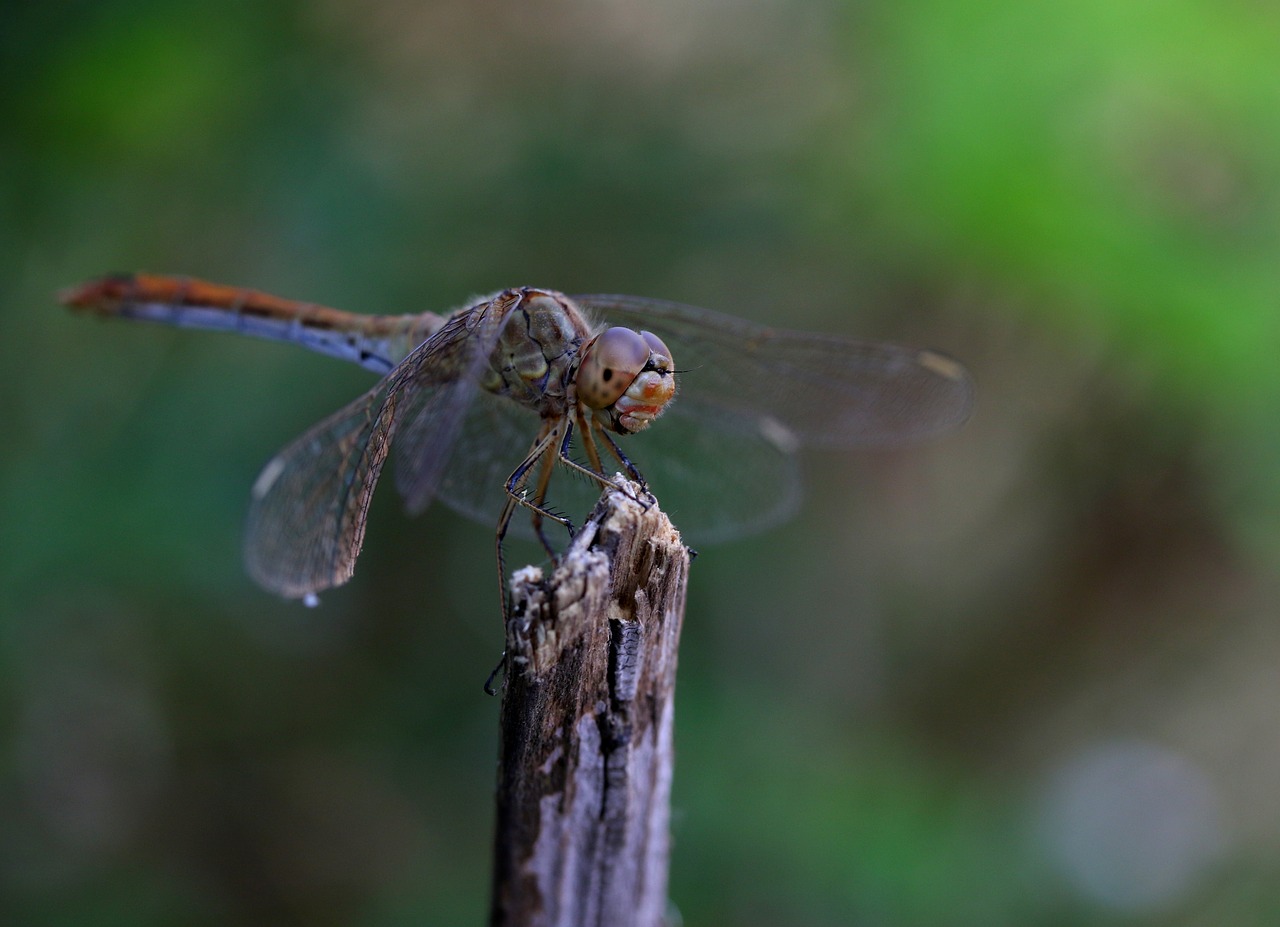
[479,289,590,414]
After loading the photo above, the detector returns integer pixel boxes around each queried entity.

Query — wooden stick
[490,481,690,927]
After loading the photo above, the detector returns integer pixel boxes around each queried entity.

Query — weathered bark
[490,481,689,927]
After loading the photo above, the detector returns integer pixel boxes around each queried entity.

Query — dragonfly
[62,273,974,615]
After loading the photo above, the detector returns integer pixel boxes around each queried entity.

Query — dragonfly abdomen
[61,273,442,374]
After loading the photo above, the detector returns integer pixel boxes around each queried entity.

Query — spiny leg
[548,412,650,513]
[581,415,652,508]
[502,423,581,540]
[493,421,588,624]
[527,434,562,559]
[493,429,563,624]
[595,421,689,556]
[486,427,563,695]
[552,415,622,494]
[576,409,644,512]
[574,407,606,475]
[483,650,507,696]
[485,490,521,695]
[595,421,647,486]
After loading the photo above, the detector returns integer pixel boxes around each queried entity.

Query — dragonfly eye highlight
[577,327,653,409]
[640,330,671,364]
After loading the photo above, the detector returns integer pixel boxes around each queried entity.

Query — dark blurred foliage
[4,1,1280,924]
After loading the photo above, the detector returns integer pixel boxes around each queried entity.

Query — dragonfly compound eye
[640,329,671,364]
[577,327,653,409]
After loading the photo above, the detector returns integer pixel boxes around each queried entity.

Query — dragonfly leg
[494,492,519,634]
[527,437,563,558]
[553,416,625,494]
[595,423,647,486]
[487,422,587,691]
[503,423,577,544]
[492,429,560,644]
[551,415,653,515]
[483,649,507,696]
[593,421,654,507]
[574,408,606,475]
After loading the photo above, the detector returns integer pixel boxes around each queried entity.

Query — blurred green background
[4,1,1280,924]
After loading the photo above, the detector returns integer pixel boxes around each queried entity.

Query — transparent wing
[244,297,511,598]
[391,299,514,514]
[575,295,974,448]
[431,385,801,547]
[430,387,547,540]
[243,378,401,598]
[615,397,803,544]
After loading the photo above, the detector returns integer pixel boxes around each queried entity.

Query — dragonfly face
[576,327,676,435]
[62,274,974,608]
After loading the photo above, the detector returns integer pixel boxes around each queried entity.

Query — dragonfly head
[577,327,676,434]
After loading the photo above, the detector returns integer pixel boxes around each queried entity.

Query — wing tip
[917,348,976,430]
[916,349,968,384]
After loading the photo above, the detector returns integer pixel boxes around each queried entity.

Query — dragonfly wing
[244,377,403,599]
[617,395,803,544]
[244,295,513,598]
[391,297,513,515]
[430,387,546,539]
[429,385,800,547]
[576,295,974,448]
